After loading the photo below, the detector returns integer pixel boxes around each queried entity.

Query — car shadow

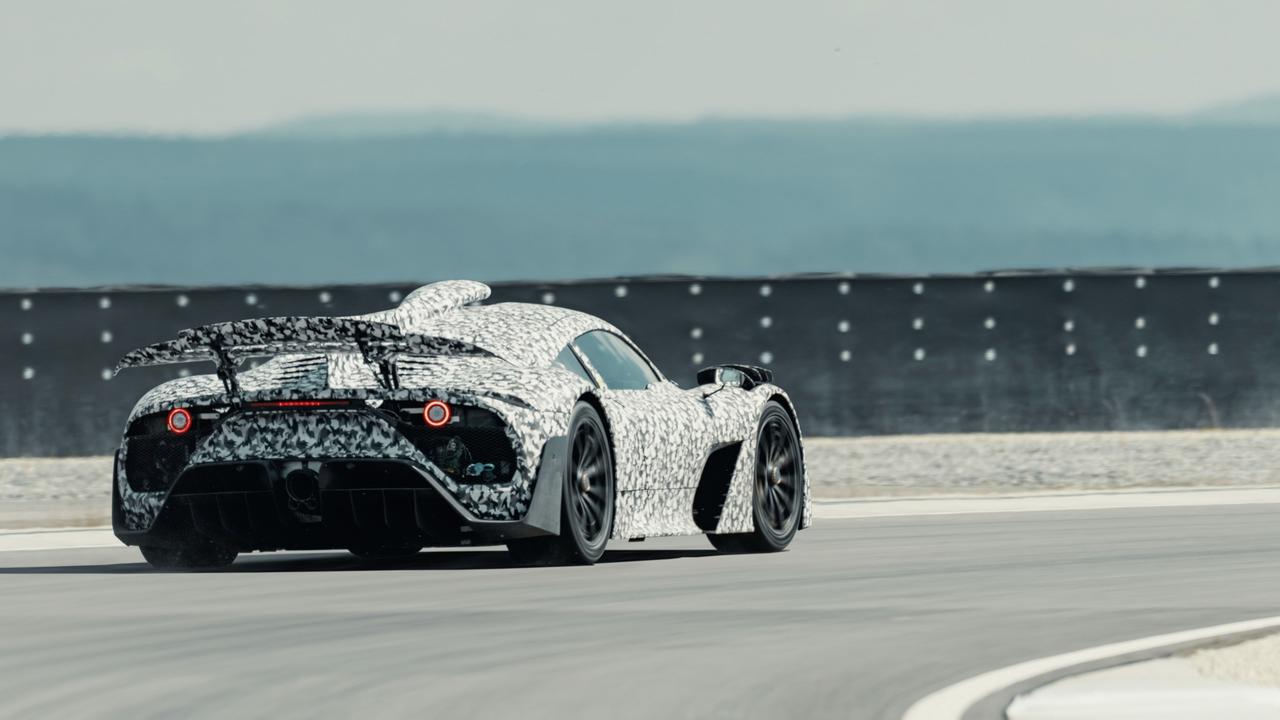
[0,547,722,574]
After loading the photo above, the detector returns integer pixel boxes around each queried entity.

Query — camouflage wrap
[115,280,809,544]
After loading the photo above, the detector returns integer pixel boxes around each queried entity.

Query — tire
[140,542,237,570]
[709,401,803,554]
[348,546,423,560]
[507,401,615,566]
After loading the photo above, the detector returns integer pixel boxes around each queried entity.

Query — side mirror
[696,366,748,389]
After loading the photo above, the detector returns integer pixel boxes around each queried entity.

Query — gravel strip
[1189,633,1280,688]
[4,429,1280,527]
[1,457,113,503]
[807,429,1280,497]
[0,457,113,529]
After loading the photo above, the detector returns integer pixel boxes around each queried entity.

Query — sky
[2,0,1280,135]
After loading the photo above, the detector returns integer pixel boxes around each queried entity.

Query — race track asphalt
[2,505,1279,719]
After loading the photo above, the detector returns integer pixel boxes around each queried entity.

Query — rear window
[552,345,594,385]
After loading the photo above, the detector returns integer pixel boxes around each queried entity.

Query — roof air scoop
[367,280,491,329]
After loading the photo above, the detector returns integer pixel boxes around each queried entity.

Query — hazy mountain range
[1190,93,1280,125]
[4,96,1280,289]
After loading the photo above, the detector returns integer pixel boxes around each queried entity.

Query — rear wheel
[507,402,615,566]
[709,401,803,554]
[140,542,237,570]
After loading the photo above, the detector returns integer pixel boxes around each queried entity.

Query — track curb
[903,616,1280,720]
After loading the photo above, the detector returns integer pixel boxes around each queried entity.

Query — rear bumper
[113,437,566,552]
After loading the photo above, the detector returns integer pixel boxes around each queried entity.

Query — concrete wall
[3,270,1277,456]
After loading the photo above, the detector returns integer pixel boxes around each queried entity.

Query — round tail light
[167,408,193,435]
[423,400,452,428]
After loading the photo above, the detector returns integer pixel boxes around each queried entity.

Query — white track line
[0,526,116,552]
[815,486,1280,519]
[903,616,1280,720]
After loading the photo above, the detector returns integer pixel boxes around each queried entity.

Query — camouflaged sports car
[113,280,809,569]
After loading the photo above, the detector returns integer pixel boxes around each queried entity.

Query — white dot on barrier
[760,351,774,364]
[541,292,555,304]
[838,281,850,295]
[20,298,32,311]
[388,290,403,303]
[690,327,703,340]
[759,284,772,298]
[1135,277,1147,289]
[913,282,925,295]
[245,293,258,306]
[1064,319,1075,333]
[760,316,772,329]
[983,280,995,293]
[984,317,996,330]
[178,368,191,378]
[20,332,33,345]
[912,317,924,331]
[1135,316,1146,330]
[1209,276,1220,289]
[1066,343,1077,356]
[1136,345,1148,358]
[692,352,704,365]
[614,285,628,298]
[22,367,34,380]
[176,294,189,308]
[913,348,926,361]
[1209,312,1220,326]
[318,291,332,304]
[98,296,111,310]
[840,349,851,362]
[100,330,113,343]
[984,348,997,362]
[1208,343,1219,355]
[837,320,850,333]
[1063,279,1075,292]
[689,283,702,296]
[101,368,113,381]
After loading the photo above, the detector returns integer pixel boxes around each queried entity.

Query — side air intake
[692,441,743,532]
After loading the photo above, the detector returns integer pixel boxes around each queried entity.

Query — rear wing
[116,316,490,393]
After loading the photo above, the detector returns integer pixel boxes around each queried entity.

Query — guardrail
[3,270,1276,456]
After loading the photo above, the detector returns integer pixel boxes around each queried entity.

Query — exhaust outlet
[284,468,321,513]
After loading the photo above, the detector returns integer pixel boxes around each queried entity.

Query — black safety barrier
[2,270,1277,457]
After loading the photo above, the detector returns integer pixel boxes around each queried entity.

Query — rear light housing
[423,400,452,428]
[166,408,192,435]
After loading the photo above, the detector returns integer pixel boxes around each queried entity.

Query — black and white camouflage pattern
[602,381,810,538]
[116,280,810,539]
[188,406,543,521]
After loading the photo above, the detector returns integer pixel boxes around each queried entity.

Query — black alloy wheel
[507,402,615,565]
[566,411,612,551]
[709,401,803,553]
